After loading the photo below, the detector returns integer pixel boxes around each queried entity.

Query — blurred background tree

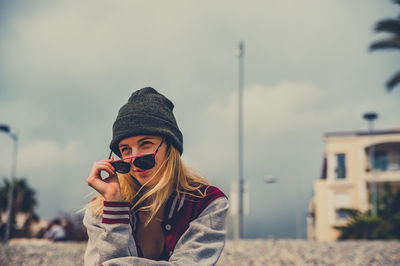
[0,177,39,238]
[335,182,400,240]
[370,0,400,91]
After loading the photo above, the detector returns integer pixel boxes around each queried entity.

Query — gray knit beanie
[110,87,183,157]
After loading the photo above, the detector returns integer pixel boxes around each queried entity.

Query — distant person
[44,219,67,242]
[83,87,229,265]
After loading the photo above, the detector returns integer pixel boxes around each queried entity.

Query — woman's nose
[130,148,139,157]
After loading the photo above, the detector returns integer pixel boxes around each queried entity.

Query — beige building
[308,129,400,241]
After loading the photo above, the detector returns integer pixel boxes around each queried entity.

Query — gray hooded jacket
[83,191,228,266]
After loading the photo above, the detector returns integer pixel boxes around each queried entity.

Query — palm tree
[335,183,400,240]
[369,0,400,91]
[0,177,39,238]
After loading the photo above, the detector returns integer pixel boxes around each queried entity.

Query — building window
[373,151,388,171]
[335,154,346,179]
[334,193,350,221]
[320,157,327,179]
[336,209,350,220]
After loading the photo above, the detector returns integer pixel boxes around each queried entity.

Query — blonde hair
[88,144,208,226]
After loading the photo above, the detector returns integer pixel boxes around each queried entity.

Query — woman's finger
[89,162,115,178]
[87,175,108,194]
[87,159,122,200]
[87,163,115,188]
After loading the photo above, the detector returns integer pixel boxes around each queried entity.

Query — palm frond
[374,19,400,35]
[387,70,400,91]
[370,36,400,51]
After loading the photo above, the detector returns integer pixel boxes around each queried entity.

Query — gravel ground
[1,239,400,266]
[218,239,400,266]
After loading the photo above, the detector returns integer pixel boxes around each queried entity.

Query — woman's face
[118,135,167,186]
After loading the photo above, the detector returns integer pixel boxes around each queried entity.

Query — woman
[83,87,229,266]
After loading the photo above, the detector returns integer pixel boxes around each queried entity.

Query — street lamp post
[234,41,245,240]
[363,112,378,216]
[0,124,19,242]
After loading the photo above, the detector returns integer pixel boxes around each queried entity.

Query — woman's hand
[87,158,122,201]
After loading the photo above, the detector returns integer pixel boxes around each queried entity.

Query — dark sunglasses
[109,138,165,173]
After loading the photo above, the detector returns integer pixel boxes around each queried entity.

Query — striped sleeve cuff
[102,201,130,224]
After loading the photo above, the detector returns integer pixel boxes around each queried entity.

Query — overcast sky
[0,0,399,238]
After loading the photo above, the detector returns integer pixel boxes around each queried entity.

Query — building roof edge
[324,129,400,138]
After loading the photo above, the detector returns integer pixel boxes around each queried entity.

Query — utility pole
[234,41,245,240]
[0,124,18,242]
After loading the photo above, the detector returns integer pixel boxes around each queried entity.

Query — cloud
[244,82,323,136]
[181,81,324,183]
[18,139,81,173]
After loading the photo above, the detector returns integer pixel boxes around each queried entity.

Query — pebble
[0,239,399,265]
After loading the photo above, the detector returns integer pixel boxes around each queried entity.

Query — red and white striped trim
[102,201,130,224]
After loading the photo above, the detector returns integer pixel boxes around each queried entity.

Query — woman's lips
[134,169,149,176]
